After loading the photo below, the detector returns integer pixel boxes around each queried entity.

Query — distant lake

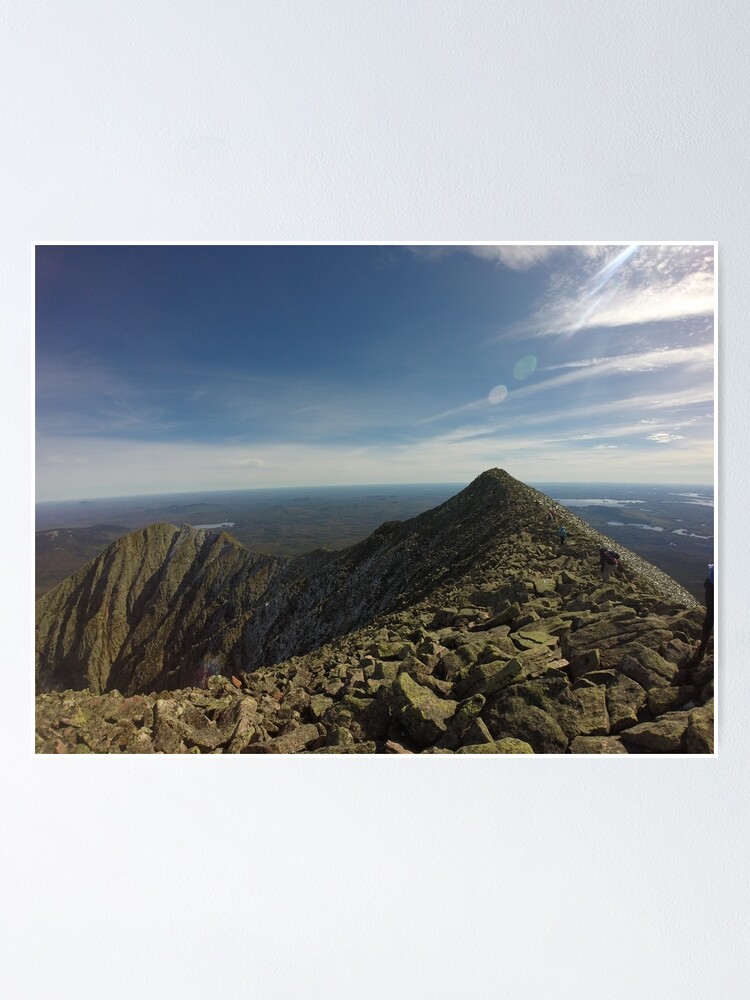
[532,481,714,599]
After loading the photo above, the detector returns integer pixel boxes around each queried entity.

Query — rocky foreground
[35,470,714,754]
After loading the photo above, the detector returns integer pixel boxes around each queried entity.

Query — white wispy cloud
[575,271,714,331]
[421,345,713,424]
[464,245,559,269]
[502,244,714,338]
[647,432,685,443]
[510,344,713,399]
[407,244,559,270]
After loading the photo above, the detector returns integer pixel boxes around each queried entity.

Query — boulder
[457,738,534,754]
[454,658,523,699]
[372,660,401,683]
[562,616,674,670]
[568,649,601,678]
[491,675,593,743]
[241,723,323,753]
[512,611,541,630]
[606,675,648,733]
[217,696,260,753]
[153,699,227,752]
[569,736,629,754]
[326,725,355,746]
[460,717,494,747]
[685,701,714,753]
[574,686,610,736]
[325,695,391,742]
[125,730,156,754]
[430,608,459,628]
[309,694,334,721]
[572,668,618,687]
[313,742,377,753]
[513,629,558,649]
[484,698,569,753]
[647,685,695,717]
[618,644,679,690]
[153,700,186,754]
[437,694,486,749]
[453,639,513,667]
[484,601,521,628]
[388,672,458,747]
[434,651,466,682]
[658,637,694,665]
[620,712,690,753]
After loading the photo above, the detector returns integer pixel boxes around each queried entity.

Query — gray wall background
[5,2,745,997]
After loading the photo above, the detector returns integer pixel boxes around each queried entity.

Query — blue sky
[36,243,714,501]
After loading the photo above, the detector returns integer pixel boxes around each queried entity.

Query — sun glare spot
[596,243,640,281]
[488,385,508,404]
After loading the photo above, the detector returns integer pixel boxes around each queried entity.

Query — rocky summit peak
[35,471,713,754]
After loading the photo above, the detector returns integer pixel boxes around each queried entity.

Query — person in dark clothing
[599,547,620,582]
[694,563,714,662]
[558,526,568,545]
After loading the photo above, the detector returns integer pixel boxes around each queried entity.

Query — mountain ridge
[35,469,713,754]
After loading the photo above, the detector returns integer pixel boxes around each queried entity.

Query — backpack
[604,550,619,565]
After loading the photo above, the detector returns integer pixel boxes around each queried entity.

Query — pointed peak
[458,468,530,501]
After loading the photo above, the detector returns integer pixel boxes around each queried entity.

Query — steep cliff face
[35,469,714,754]
[35,523,287,694]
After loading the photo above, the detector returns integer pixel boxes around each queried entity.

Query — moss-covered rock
[388,672,458,747]
[567,648,601,678]
[569,736,628,754]
[457,738,534,753]
[606,675,648,733]
[647,685,695,716]
[325,695,391,741]
[618,646,678,690]
[484,601,522,628]
[619,712,690,753]
[484,697,569,753]
[454,658,523,699]
[241,723,323,753]
[575,685,610,736]
[309,694,334,721]
[313,742,377,753]
[685,700,714,753]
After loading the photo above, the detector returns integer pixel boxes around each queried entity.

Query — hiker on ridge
[558,526,568,545]
[689,563,714,665]
[599,547,620,582]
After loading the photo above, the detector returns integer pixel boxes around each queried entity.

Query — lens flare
[512,355,537,380]
[488,384,508,404]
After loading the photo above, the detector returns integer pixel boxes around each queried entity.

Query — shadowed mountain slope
[37,469,541,695]
[35,469,714,754]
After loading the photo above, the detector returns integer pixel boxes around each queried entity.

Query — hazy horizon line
[36,477,715,506]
